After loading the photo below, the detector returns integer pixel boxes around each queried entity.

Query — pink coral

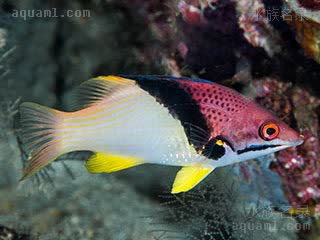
[273,129,320,207]
[178,0,204,26]
[253,78,293,122]
[236,0,282,56]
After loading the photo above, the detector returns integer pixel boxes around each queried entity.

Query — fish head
[220,101,304,162]
[178,80,304,163]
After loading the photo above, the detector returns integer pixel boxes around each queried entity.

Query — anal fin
[171,165,214,194]
[85,152,143,173]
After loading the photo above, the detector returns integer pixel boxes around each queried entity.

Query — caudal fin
[19,102,66,180]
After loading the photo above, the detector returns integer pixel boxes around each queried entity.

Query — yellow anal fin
[171,165,214,194]
[85,152,143,173]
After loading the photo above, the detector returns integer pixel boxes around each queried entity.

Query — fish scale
[179,80,249,138]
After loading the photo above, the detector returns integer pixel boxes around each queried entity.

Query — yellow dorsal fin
[85,152,143,173]
[71,75,135,110]
[171,165,214,194]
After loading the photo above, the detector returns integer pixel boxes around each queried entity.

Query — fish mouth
[286,135,304,147]
[292,139,304,147]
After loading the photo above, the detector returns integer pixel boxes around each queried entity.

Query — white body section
[213,145,284,168]
[58,83,205,166]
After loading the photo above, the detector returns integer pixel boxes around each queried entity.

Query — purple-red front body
[178,79,303,155]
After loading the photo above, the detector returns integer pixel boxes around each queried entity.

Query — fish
[19,75,304,194]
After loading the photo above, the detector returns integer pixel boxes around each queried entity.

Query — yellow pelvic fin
[85,152,143,173]
[171,165,214,194]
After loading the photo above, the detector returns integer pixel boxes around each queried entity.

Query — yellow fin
[85,152,143,173]
[95,75,132,83]
[71,75,135,110]
[171,165,214,194]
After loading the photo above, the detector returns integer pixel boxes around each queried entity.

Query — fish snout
[287,132,304,147]
[278,124,304,147]
[295,134,305,146]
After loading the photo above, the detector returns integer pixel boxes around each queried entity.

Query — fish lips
[237,137,304,155]
[286,135,305,147]
[273,138,304,151]
[276,134,304,149]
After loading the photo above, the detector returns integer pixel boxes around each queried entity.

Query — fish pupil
[203,139,225,160]
[266,128,276,135]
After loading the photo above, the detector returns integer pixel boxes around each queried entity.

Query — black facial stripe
[133,78,210,150]
[237,144,281,155]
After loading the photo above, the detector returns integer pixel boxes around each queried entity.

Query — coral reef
[284,0,320,63]
[236,0,282,57]
[253,78,320,211]
[118,0,248,81]
[1,0,320,239]
[121,1,320,237]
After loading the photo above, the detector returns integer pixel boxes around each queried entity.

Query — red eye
[259,122,279,141]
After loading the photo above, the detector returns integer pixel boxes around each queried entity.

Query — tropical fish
[19,75,304,193]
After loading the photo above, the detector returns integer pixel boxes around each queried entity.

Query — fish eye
[259,122,279,141]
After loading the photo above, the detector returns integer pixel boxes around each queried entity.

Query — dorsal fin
[70,75,135,110]
[121,75,213,84]
[70,75,213,111]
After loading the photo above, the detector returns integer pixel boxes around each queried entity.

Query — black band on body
[133,77,210,151]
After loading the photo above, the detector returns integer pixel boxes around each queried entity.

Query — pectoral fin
[85,152,143,173]
[171,165,214,194]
